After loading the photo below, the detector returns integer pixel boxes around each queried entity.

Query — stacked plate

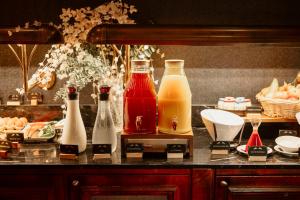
[296,112,300,124]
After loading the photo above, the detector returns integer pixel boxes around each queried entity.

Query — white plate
[274,145,299,158]
[236,144,273,155]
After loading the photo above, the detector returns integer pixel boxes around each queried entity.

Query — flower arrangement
[21,0,164,102]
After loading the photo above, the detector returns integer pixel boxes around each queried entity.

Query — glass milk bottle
[123,60,157,134]
[61,86,87,153]
[158,59,192,134]
[92,85,117,153]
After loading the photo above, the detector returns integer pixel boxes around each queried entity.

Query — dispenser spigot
[171,116,178,131]
[136,116,143,131]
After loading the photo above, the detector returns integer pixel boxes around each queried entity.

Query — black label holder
[6,132,24,149]
[126,143,144,159]
[248,146,267,162]
[59,144,79,160]
[167,144,186,159]
[211,141,230,155]
[92,144,112,159]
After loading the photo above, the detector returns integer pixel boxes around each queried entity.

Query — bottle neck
[129,69,151,81]
[164,66,185,75]
[66,99,80,115]
[67,98,79,105]
[67,93,79,100]
[97,99,110,121]
[66,92,80,110]
[98,99,109,109]
[131,66,150,74]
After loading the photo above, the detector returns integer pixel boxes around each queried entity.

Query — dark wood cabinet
[215,169,300,200]
[67,168,214,200]
[192,169,214,200]
[0,172,64,200]
[1,167,300,200]
[0,168,213,200]
[69,169,193,200]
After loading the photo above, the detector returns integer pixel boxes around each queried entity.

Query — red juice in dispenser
[123,60,157,134]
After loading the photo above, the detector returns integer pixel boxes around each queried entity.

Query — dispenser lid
[165,59,184,68]
[131,59,150,72]
[131,59,150,66]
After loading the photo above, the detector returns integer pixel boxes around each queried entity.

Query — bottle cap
[67,86,78,100]
[67,86,77,94]
[100,85,110,94]
[99,85,110,101]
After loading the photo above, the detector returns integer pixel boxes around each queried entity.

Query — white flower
[60,62,68,70]
[114,57,119,63]
[16,88,25,95]
[91,93,97,99]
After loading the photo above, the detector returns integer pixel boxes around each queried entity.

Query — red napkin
[245,130,263,152]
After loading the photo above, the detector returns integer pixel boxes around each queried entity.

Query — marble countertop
[0,128,299,169]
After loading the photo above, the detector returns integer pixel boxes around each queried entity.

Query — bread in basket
[256,76,300,119]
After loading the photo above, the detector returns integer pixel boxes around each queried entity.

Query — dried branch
[28,45,38,69]
[112,44,126,66]
[7,44,22,67]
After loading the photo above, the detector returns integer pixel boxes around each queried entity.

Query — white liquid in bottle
[61,87,87,153]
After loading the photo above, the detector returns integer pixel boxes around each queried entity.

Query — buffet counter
[0,128,299,169]
[0,128,299,200]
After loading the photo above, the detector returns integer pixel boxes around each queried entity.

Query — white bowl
[296,112,300,125]
[275,135,300,153]
[200,109,245,141]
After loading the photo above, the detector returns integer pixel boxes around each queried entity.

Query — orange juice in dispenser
[158,59,192,134]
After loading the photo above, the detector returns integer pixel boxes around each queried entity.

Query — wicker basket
[257,93,300,119]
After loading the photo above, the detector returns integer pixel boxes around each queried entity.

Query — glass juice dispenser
[123,60,157,134]
[158,59,192,134]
